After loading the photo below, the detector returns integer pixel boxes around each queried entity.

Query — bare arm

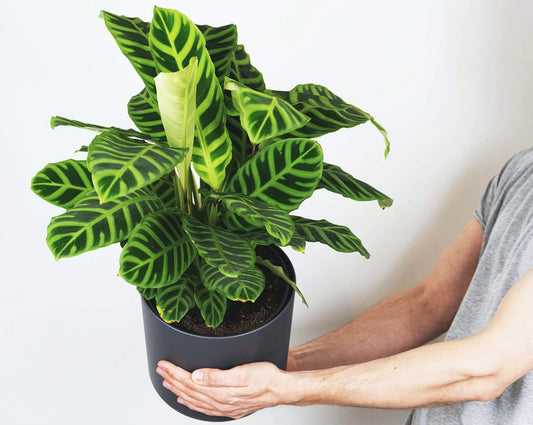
[289,218,483,370]
[157,267,533,418]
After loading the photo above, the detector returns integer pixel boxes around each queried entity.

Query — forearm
[286,335,503,409]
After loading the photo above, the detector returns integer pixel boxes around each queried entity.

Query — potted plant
[31,6,392,422]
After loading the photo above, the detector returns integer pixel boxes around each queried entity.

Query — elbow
[471,378,506,402]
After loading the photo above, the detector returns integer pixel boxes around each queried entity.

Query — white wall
[2,1,532,424]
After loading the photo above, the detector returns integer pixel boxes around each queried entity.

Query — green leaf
[215,193,294,246]
[194,283,227,328]
[88,131,187,202]
[291,216,369,257]
[138,286,158,301]
[225,78,310,145]
[149,6,232,190]
[255,257,308,307]
[182,215,255,277]
[150,173,176,208]
[155,272,196,322]
[100,10,158,104]
[154,58,197,182]
[200,262,265,302]
[47,188,163,259]
[51,116,153,141]
[288,231,306,253]
[319,163,393,209]
[31,159,94,209]
[119,209,196,288]
[197,24,238,84]
[229,44,266,92]
[272,84,390,157]
[127,89,166,141]
[229,138,323,211]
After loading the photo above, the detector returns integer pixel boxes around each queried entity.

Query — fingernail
[156,367,165,377]
[192,370,204,383]
[157,362,167,371]
[163,380,171,390]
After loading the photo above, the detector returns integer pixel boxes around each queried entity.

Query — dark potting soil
[171,265,287,337]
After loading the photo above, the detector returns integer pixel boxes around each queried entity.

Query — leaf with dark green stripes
[200,262,265,302]
[291,216,369,257]
[150,173,176,208]
[88,131,187,202]
[229,44,266,92]
[288,231,306,252]
[138,286,158,301]
[319,163,393,209]
[194,283,227,328]
[182,215,255,277]
[225,78,310,145]
[271,84,390,157]
[215,193,294,246]
[47,188,163,259]
[31,159,93,209]
[149,6,232,190]
[197,24,238,84]
[229,138,323,211]
[155,272,196,322]
[255,257,308,307]
[119,209,197,288]
[101,10,158,104]
[128,89,166,141]
[51,116,154,141]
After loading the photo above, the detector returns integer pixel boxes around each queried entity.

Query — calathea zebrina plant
[31,6,392,328]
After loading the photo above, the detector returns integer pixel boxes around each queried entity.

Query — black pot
[141,246,296,422]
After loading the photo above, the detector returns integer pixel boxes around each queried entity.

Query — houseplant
[31,6,392,421]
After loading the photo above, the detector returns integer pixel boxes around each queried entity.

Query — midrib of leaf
[253,98,277,143]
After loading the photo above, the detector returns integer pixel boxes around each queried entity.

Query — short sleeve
[474,174,499,229]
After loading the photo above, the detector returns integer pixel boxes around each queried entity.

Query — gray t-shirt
[406,147,533,425]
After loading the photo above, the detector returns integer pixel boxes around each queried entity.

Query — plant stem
[172,169,185,211]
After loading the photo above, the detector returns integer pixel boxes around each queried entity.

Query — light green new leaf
[194,283,227,328]
[229,44,266,92]
[225,78,310,145]
[47,188,163,260]
[319,163,393,209]
[154,58,197,183]
[155,272,196,322]
[88,131,187,202]
[229,138,323,211]
[149,6,232,190]
[119,209,196,288]
[272,84,390,157]
[51,116,154,141]
[31,159,94,209]
[127,89,166,141]
[215,193,294,246]
[197,24,238,84]
[100,11,158,104]
[291,216,369,257]
[200,262,265,302]
[182,215,255,277]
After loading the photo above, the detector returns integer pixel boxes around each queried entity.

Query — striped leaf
[215,193,294,246]
[200,262,265,302]
[272,84,390,157]
[150,173,176,208]
[288,231,306,252]
[88,131,187,202]
[138,286,158,301]
[228,138,323,211]
[149,6,232,190]
[154,58,197,183]
[119,209,197,288]
[101,11,158,104]
[155,272,196,322]
[51,116,153,141]
[182,215,255,277]
[291,215,369,257]
[47,188,163,259]
[128,89,166,141]
[319,163,393,209]
[194,283,227,328]
[229,44,266,92]
[197,24,238,84]
[225,78,310,145]
[226,115,253,177]
[31,159,93,209]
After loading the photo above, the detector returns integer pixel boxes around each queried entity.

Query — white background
[1,1,532,424]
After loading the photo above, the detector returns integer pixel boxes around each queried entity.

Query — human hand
[156,361,291,419]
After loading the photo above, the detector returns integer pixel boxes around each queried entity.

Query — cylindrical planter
[141,246,296,422]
